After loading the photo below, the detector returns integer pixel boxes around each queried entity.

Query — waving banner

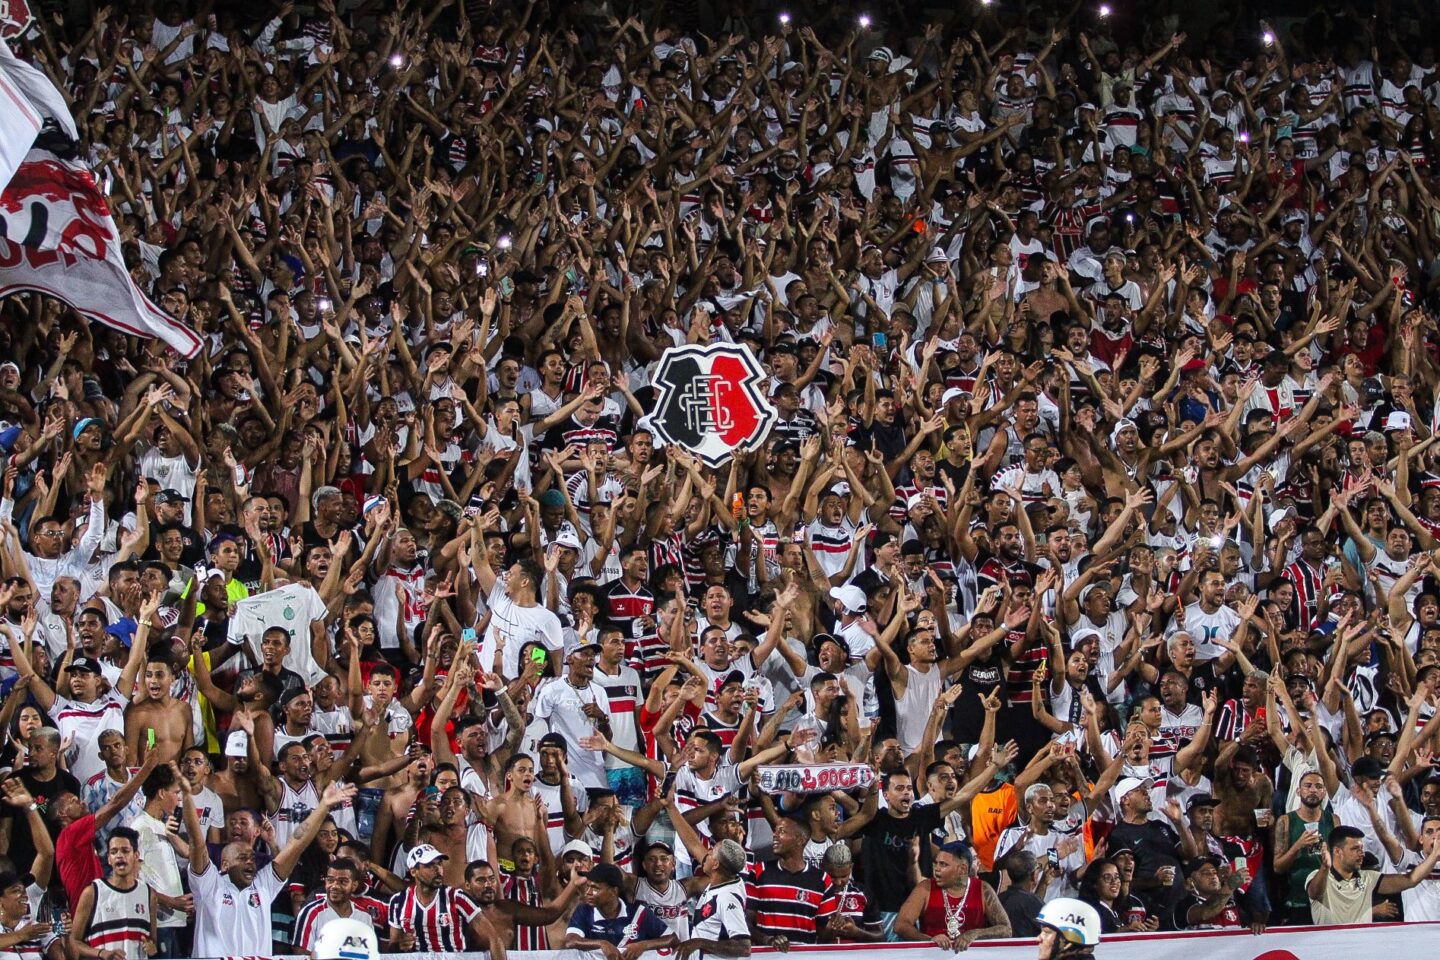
[650,342,777,468]
[756,762,876,795]
[0,40,201,357]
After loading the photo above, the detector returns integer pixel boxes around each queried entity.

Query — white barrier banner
[215,921,1440,960]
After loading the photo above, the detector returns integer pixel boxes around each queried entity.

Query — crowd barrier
[209,921,1440,960]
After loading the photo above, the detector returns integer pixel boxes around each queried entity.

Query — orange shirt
[969,783,1019,871]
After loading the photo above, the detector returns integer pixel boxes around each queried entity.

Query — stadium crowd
[3,0,1440,957]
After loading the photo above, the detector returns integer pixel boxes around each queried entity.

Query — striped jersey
[602,580,660,679]
[84,878,151,960]
[744,861,837,943]
[292,896,380,954]
[806,516,861,577]
[594,662,642,766]
[1282,558,1326,631]
[502,871,548,950]
[386,885,480,951]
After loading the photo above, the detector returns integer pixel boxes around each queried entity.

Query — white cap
[906,493,928,511]
[1111,776,1153,806]
[406,844,447,869]
[554,526,582,551]
[1109,418,1137,446]
[926,245,950,263]
[829,481,852,497]
[311,917,380,960]
[829,584,868,613]
[941,387,966,406]
[1385,411,1412,432]
[1268,506,1295,532]
[560,839,595,858]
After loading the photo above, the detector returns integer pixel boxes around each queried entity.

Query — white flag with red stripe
[0,37,73,194]
[0,42,200,357]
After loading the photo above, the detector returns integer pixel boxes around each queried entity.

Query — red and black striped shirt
[744,861,837,943]
[387,885,480,951]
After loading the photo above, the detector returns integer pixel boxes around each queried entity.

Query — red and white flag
[0,36,71,194]
[0,41,200,357]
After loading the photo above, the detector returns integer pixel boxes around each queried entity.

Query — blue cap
[0,426,20,454]
[72,417,102,441]
[105,617,138,648]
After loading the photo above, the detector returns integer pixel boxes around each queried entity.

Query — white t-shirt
[485,582,565,678]
[188,861,286,957]
[1399,850,1440,920]
[226,582,329,684]
[188,785,226,846]
[532,676,609,789]
[53,691,126,786]
[130,810,185,929]
[138,447,198,525]
[1178,602,1241,661]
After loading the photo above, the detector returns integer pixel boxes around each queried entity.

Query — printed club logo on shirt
[651,343,777,468]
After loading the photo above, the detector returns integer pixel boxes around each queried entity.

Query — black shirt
[1,767,81,875]
[236,665,307,709]
[142,520,204,567]
[859,804,943,911]
[1105,819,1183,913]
[999,887,1044,937]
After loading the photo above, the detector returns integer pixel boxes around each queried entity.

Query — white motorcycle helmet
[311,917,380,960]
[1036,897,1102,949]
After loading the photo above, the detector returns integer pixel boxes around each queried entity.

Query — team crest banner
[650,342,777,468]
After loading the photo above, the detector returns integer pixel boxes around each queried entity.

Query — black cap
[719,670,746,690]
[810,632,848,659]
[153,489,189,505]
[69,657,102,675]
[1183,856,1222,876]
[1186,794,1220,811]
[537,732,568,754]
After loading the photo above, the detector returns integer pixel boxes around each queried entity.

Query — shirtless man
[191,642,280,766]
[368,747,432,863]
[469,859,586,948]
[481,754,546,866]
[351,650,438,789]
[431,651,526,801]
[123,650,192,765]
[423,786,493,887]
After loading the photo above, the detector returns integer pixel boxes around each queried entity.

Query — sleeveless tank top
[1282,810,1335,907]
[920,878,985,936]
[87,878,152,959]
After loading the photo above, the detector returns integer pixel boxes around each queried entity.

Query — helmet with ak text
[1036,897,1102,949]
